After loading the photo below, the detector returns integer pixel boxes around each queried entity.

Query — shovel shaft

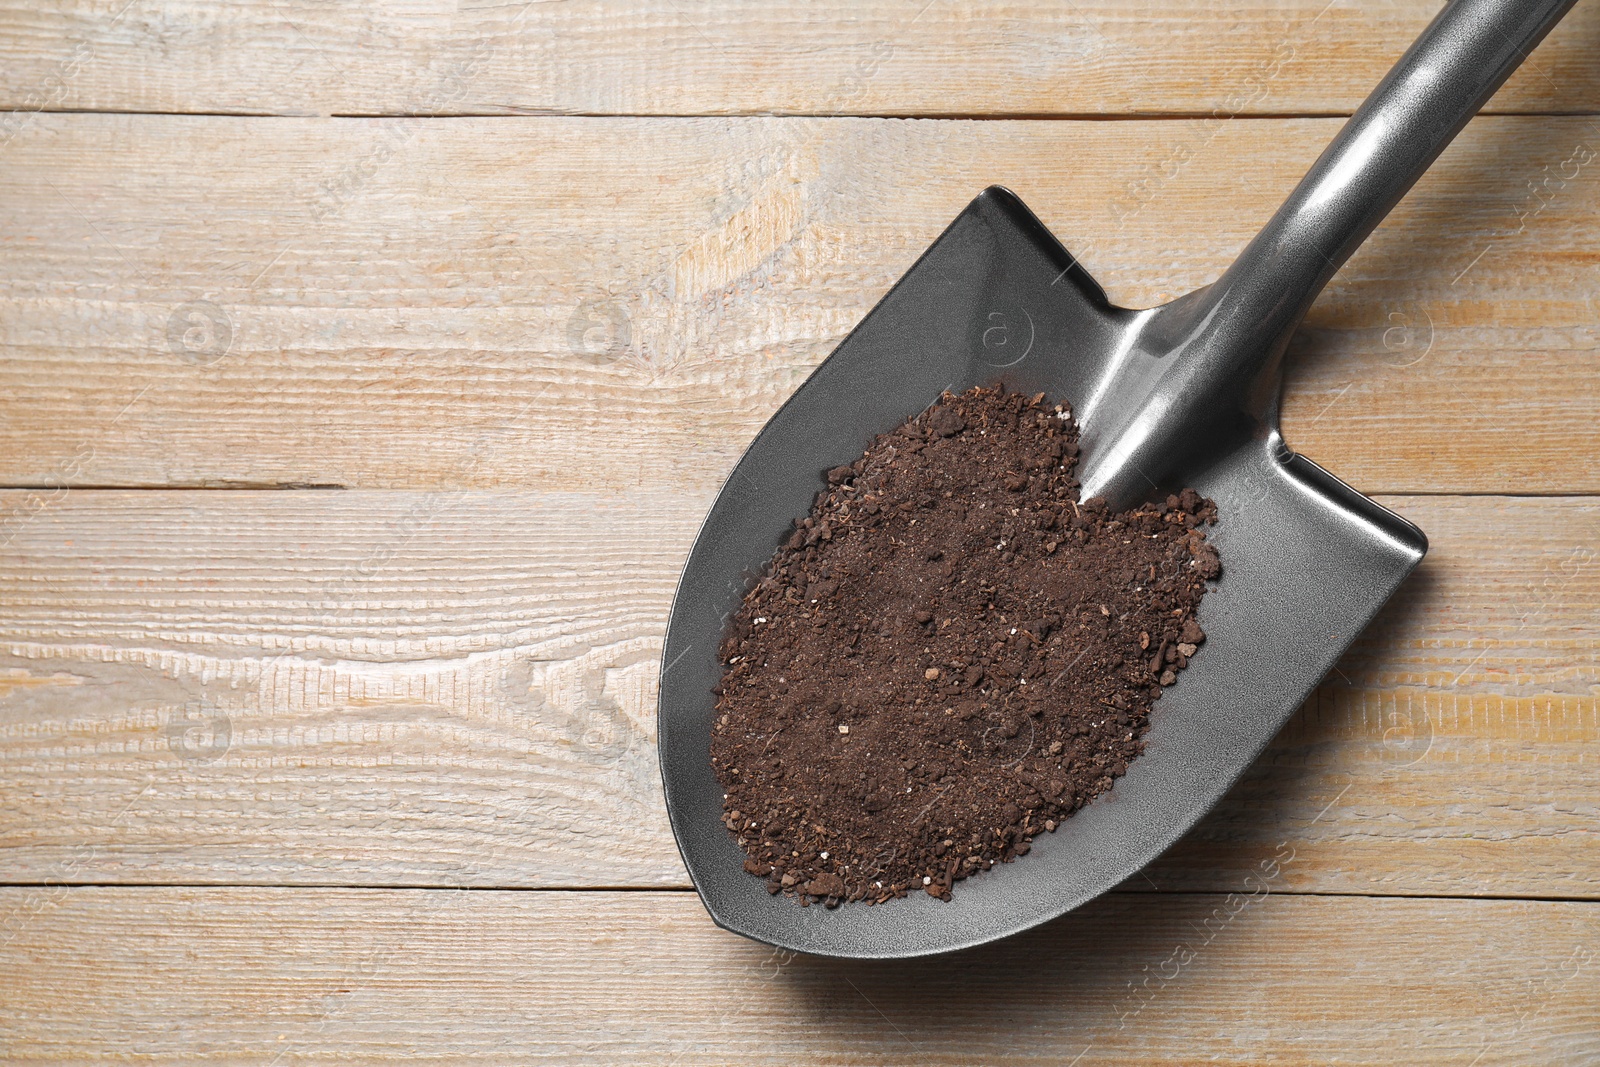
[1076,0,1577,507]
[1204,0,1577,390]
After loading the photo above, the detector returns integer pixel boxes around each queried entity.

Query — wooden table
[2,2,1597,1062]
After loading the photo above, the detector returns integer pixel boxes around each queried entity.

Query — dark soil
[710,385,1219,907]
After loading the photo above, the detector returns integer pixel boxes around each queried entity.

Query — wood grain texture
[3,4,1596,1055]
[1,887,1596,1064]
[2,114,1599,494]
[1,1,1599,119]
[1,491,1594,896]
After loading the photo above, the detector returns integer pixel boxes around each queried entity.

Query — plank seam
[3,108,1599,121]
[1,883,1594,903]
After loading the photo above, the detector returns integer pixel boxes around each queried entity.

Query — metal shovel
[658,0,1577,958]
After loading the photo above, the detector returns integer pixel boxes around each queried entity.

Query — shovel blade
[658,187,1426,958]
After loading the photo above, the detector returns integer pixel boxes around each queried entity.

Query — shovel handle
[1201,0,1578,388]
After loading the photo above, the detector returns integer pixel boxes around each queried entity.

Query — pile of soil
[710,385,1219,906]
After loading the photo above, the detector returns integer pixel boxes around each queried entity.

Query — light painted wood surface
[2,492,1594,896]
[1,888,1595,1064]
[2,1,1599,118]
[2,114,1598,494]
[4,3,1599,1059]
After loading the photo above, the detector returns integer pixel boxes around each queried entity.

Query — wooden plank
[0,489,691,889]
[1,888,1595,1064]
[2,114,1598,494]
[1,1,1598,119]
[1,491,1594,897]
